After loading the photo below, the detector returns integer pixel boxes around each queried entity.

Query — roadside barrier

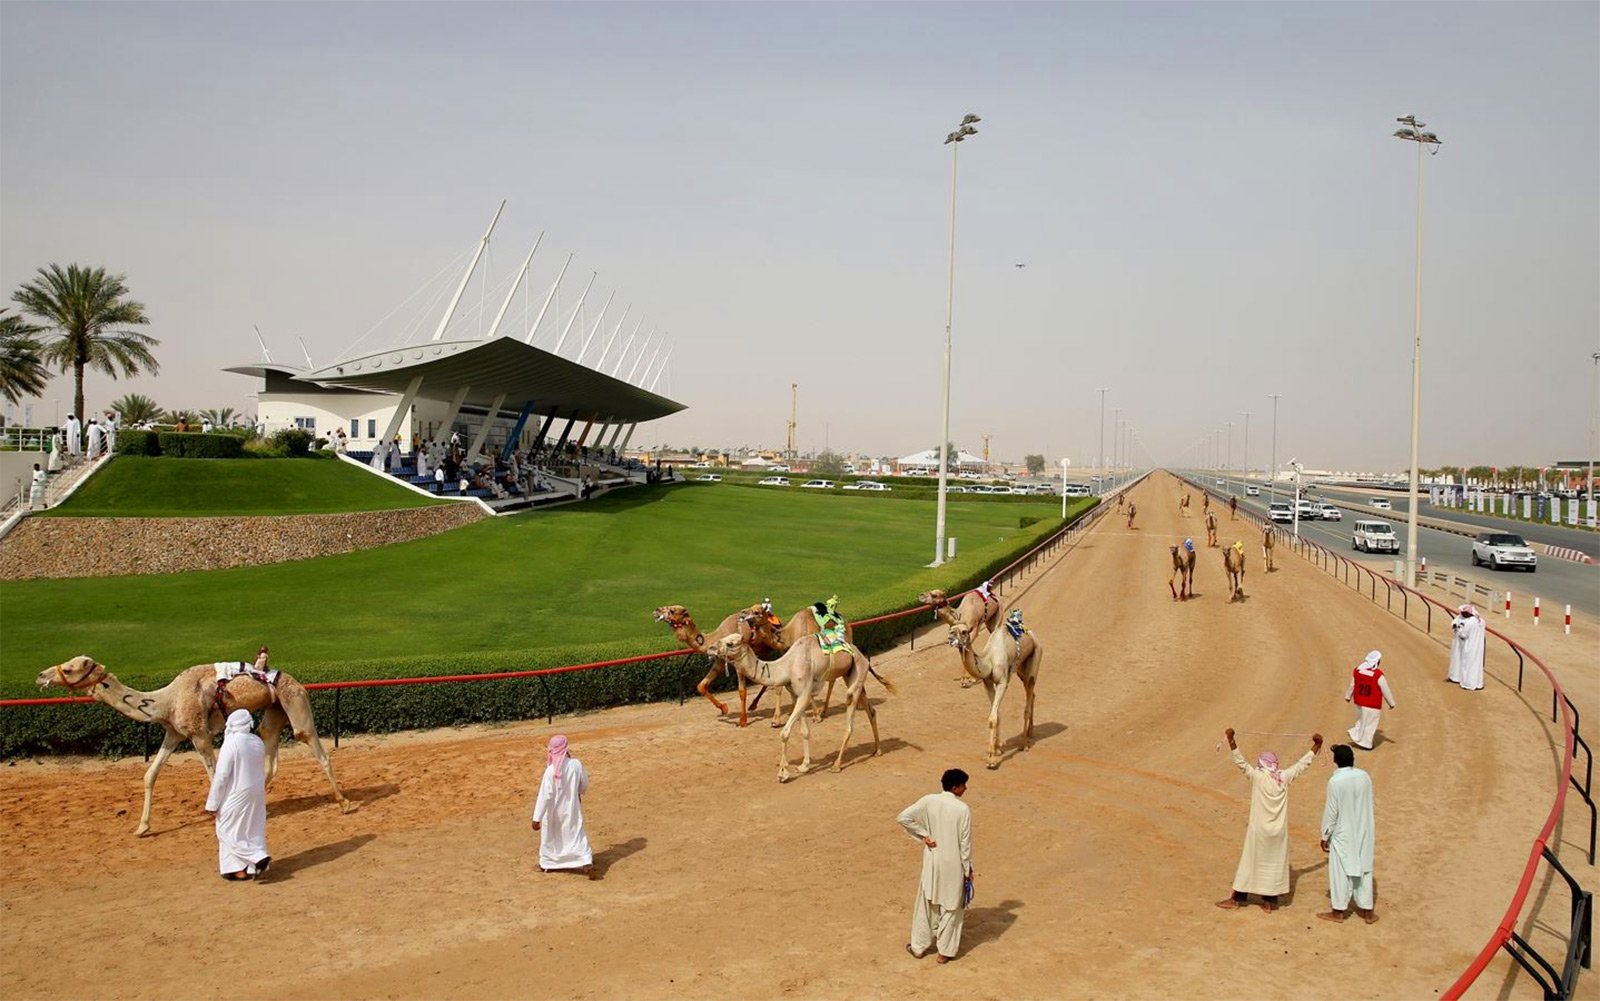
[1,471,1152,755]
[1177,473,1594,1000]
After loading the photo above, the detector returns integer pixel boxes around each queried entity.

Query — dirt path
[2,473,1591,1000]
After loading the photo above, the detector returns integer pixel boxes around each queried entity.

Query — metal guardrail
[1176,473,1594,1000]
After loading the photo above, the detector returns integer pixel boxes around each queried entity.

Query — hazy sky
[3,2,1595,472]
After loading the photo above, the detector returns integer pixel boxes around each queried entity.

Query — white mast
[296,337,315,369]
[607,319,646,376]
[630,338,664,385]
[523,252,573,345]
[646,347,673,392]
[252,325,273,363]
[485,233,543,339]
[575,290,616,363]
[582,302,628,367]
[623,329,658,382]
[551,272,597,356]
[431,200,505,342]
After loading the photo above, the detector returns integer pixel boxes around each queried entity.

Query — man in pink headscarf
[532,734,594,878]
[1217,727,1322,913]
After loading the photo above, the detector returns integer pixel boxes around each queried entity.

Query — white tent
[897,448,986,468]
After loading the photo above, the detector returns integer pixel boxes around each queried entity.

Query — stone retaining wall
[0,505,486,580]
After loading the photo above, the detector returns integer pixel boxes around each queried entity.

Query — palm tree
[0,309,50,406]
[162,408,198,428]
[199,407,238,428]
[110,393,161,425]
[11,264,159,421]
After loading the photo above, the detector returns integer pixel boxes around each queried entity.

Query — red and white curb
[1542,545,1595,564]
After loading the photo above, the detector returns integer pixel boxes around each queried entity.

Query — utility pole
[1242,411,1252,481]
[1268,394,1283,502]
[786,383,797,458]
[1096,388,1109,496]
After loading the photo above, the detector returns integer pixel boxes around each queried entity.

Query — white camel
[947,612,1043,769]
[710,633,895,782]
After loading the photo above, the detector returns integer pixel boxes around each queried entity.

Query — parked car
[1246,485,1261,496]
[757,476,790,486]
[1315,503,1342,522]
[1369,498,1393,510]
[1268,502,1294,523]
[843,480,892,491]
[1062,484,1093,497]
[1351,520,1399,553]
[944,485,969,493]
[695,474,722,482]
[1215,478,1225,486]
[688,462,711,469]
[770,465,791,473]
[800,479,835,490]
[1471,531,1538,572]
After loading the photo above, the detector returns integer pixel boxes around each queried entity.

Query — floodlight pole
[933,112,981,567]
[1394,114,1441,587]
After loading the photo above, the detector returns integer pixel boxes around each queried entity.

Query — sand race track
[2,472,1593,1000]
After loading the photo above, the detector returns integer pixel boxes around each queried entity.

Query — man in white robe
[205,709,271,880]
[28,463,47,510]
[1448,604,1486,691]
[898,768,974,963]
[65,414,81,458]
[1344,651,1397,750]
[86,419,105,459]
[532,734,594,877]
[415,445,429,481]
[1318,743,1378,923]
[1218,728,1321,912]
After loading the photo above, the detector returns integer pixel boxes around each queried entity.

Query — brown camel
[653,604,783,727]
[1224,541,1247,600]
[1179,493,1191,518]
[1205,509,1219,548]
[738,605,863,723]
[1126,502,1137,529]
[37,653,351,836]
[1169,543,1196,600]
[1262,524,1277,571]
[918,586,1001,688]
[947,612,1042,769]
[709,633,896,782]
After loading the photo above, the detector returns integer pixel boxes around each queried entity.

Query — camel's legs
[985,676,1009,769]
[860,683,882,756]
[135,727,185,836]
[829,664,873,773]
[818,676,836,721]
[1019,650,1041,750]
[281,697,353,812]
[777,684,812,782]
[734,672,751,728]
[694,662,729,717]
[258,704,290,788]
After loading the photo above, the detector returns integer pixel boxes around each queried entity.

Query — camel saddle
[213,661,281,709]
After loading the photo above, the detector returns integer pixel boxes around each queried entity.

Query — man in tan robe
[898,768,974,963]
[1217,728,1322,912]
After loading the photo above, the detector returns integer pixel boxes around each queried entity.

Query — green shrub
[271,428,314,456]
[115,430,161,456]
[1019,515,1041,528]
[243,438,288,458]
[155,432,245,458]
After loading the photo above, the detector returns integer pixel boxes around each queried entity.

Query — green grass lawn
[1,484,1088,691]
[39,455,445,517]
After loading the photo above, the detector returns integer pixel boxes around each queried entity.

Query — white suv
[1471,532,1537,572]
[1368,498,1393,510]
[1351,520,1399,553]
[1315,503,1342,522]
[757,476,790,487]
[800,480,835,489]
[843,480,891,491]
[1268,502,1294,523]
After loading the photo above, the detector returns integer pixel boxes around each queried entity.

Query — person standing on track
[205,709,272,881]
[899,768,974,964]
[1447,604,1486,691]
[532,734,596,879]
[1318,744,1378,924]
[1217,728,1322,913]
[1229,495,1238,520]
[1344,651,1396,750]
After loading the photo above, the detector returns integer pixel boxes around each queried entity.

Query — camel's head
[653,605,690,628]
[917,589,949,609]
[710,633,748,662]
[1169,545,1179,557]
[37,655,107,692]
[946,622,975,653]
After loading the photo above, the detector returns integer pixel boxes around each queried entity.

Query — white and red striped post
[1533,597,1540,626]
[1420,556,1427,576]
[1565,605,1572,635]
[1504,591,1512,619]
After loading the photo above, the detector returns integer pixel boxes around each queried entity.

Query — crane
[981,432,991,473]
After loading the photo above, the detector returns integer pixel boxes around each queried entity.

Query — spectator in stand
[434,466,446,492]
[415,443,429,481]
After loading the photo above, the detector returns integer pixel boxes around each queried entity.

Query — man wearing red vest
[1343,651,1397,750]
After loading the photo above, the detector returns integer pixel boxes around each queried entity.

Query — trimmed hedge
[156,432,246,458]
[0,498,1098,757]
[115,430,162,456]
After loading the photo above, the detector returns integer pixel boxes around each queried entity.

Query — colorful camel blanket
[1005,610,1027,641]
[214,662,279,685]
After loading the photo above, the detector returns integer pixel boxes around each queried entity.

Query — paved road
[1182,472,1600,619]
[1314,485,1598,558]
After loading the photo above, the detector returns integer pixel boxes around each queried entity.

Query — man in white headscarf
[205,709,271,881]
[64,413,82,458]
[532,734,594,877]
[86,418,105,459]
[1447,604,1486,691]
[1344,651,1397,751]
[1217,727,1322,913]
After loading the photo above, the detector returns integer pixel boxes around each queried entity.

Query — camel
[1168,543,1196,600]
[37,652,351,836]
[739,604,863,722]
[1262,524,1277,572]
[653,604,785,727]
[1126,502,1137,529]
[1229,495,1238,521]
[918,586,1001,688]
[1179,493,1191,518]
[1205,509,1219,548]
[709,633,895,782]
[947,613,1042,769]
[1224,541,1247,600]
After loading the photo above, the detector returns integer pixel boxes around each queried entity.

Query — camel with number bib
[36,650,351,836]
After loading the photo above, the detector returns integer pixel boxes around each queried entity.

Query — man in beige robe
[898,768,973,963]
[1217,728,1322,912]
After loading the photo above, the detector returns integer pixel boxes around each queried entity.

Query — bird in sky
[1014,263,1026,269]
